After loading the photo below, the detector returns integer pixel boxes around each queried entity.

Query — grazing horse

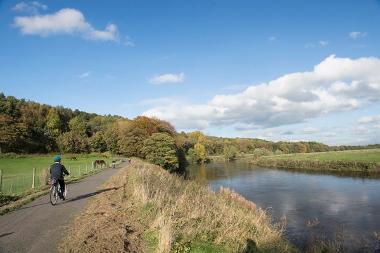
[93,160,107,168]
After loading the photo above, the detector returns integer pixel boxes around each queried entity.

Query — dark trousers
[57,179,65,198]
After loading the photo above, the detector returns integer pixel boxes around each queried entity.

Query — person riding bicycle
[50,155,69,200]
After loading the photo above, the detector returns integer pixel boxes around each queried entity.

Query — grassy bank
[251,149,380,174]
[59,159,293,253]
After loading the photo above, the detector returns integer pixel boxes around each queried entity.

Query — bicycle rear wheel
[50,186,58,205]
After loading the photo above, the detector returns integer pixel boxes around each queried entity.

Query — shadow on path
[18,202,50,211]
[66,187,120,203]
[0,232,14,238]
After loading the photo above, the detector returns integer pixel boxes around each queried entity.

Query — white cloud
[13,8,119,42]
[358,114,380,124]
[304,43,316,48]
[319,40,329,47]
[149,72,185,84]
[143,55,380,131]
[305,40,329,48]
[303,127,320,134]
[124,36,135,47]
[12,1,47,14]
[349,31,367,39]
[78,71,91,78]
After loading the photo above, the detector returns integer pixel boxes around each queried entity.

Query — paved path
[0,163,126,253]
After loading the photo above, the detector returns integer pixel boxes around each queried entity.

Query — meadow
[266,149,380,162]
[0,153,114,195]
[253,149,380,174]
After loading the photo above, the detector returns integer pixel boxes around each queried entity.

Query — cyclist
[50,155,69,200]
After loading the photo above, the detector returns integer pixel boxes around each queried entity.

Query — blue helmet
[54,155,61,162]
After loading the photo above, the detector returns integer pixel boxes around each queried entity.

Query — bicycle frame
[49,178,67,205]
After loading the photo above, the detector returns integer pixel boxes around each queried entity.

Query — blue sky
[1,0,380,145]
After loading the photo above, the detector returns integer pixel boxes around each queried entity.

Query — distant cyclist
[50,155,69,200]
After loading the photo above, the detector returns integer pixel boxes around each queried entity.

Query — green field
[266,149,380,162]
[0,154,115,195]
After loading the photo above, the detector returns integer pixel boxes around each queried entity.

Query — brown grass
[59,159,294,253]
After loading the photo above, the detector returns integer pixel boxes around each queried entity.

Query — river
[187,161,380,252]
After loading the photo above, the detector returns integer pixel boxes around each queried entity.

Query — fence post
[86,164,88,173]
[68,165,71,175]
[0,169,3,192]
[32,168,36,189]
[79,166,81,176]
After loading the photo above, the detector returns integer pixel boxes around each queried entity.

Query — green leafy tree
[57,131,90,153]
[69,116,88,136]
[46,108,61,137]
[89,131,107,152]
[253,148,272,157]
[142,133,178,171]
[118,123,149,157]
[187,148,198,164]
[194,142,207,163]
[274,149,283,155]
[223,145,239,161]
[0,114,26,153]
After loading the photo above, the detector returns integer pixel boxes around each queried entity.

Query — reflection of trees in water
[197,164,208,183]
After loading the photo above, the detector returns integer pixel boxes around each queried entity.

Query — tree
[103,124,120,154]
[142,133,179,171]
[274,149,283,155]
[194,142,207,163]
[69,116,88,136]
[57,131,90,153]
[294,143,307,153]
[118,123,149,157]
[46,108,61,137]
[253,148,272,157]
[223,145,238,161]
[0,114,26,153]
[89,131,107,152]
[188,131,206,144]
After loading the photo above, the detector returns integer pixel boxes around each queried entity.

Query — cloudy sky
[1,0,380,145]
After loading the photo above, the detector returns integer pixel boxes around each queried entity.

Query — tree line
[1,93,378,170]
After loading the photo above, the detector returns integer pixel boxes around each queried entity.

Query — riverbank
[59,159,294,253]
[249,149,380,174]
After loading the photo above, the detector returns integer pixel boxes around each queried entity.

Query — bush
[142,133,179,171]
[223,145,238,161]
[253,148,272,157]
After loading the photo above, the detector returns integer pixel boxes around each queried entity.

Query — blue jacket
[50,162,69,180]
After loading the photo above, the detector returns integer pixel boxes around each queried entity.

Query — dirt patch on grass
[59,170,145,253]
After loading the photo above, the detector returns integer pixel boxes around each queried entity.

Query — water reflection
[187,161,380,251]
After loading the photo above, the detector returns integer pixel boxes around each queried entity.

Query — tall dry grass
[128,159,293,253]
[59,159,295,253]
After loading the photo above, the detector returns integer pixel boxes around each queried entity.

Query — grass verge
[0,165,112,215]
[0,153,116,194]
[59,159,294,253]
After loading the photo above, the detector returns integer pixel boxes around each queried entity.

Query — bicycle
[50,178,67,205]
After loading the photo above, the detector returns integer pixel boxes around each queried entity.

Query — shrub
[142,133,179,171]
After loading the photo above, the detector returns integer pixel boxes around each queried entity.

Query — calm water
[187,161,380,251]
